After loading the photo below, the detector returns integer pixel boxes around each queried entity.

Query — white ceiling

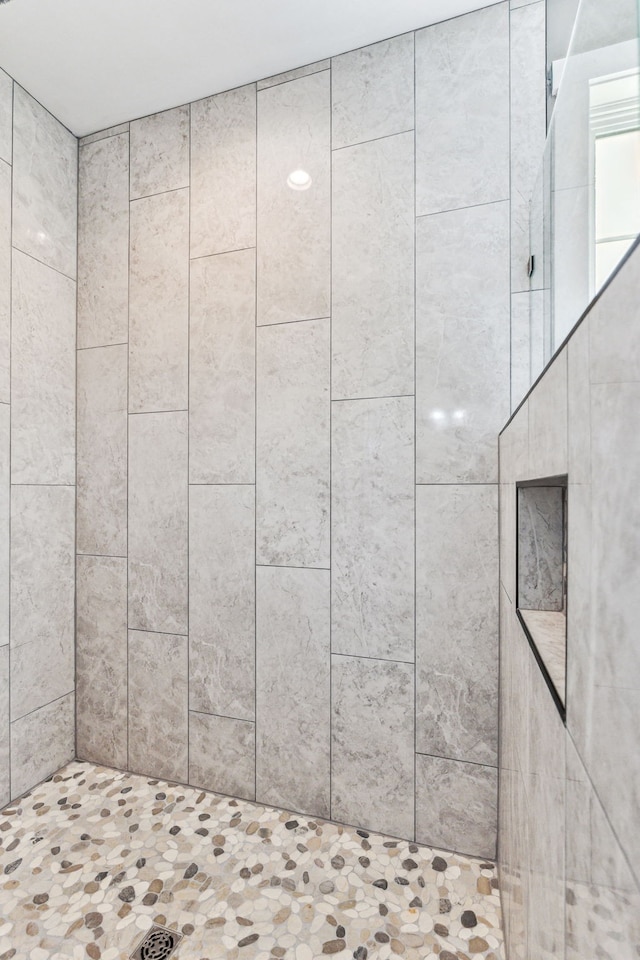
[0,0,499,137]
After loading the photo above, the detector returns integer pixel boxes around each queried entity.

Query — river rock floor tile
[0,762,504,959]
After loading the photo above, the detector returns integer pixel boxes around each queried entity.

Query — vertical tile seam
[186,101,192,784]
[7,77,13,799]
[73,124,79,764]
[126,119,131,772]
[254,82,258,804]
[329,54,333,822]
[412,28,417,844]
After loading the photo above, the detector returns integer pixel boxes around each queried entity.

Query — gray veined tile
[191,84,256,258]
[416,201,510,484]
[76,556,128,770]
[128,630,188,784]
[129,411,188,635]
[0,646,7,808]
[0,404,7,648]
[258,59,330,90]
[189,248,255,484]
[331,33,414,149]
[189,713,256,801]
[130,104,189,199]
[416,754,498,859]
[257,70,330,326]
[256,566,330,819]
[0,68,11,165]
[331,655,414,839]
[77,132,129,348]
[12,85,77,279]
[0,158,9,404]
[256,317,330,568]
[11,249,76,485]
[332,131,414,400]
[77,344,127,557]
[10,692,75,802]
[10,633,74,722]
[189,484,255,722]
[528,350,568,478]
[332,396,414,662]
[415,2,509,215]
[417,484,499,767]
[129,187,189,413]
[79,122,130,146]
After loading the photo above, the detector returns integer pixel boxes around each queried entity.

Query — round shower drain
[130,925,183,960]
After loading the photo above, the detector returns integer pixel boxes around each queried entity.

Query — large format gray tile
[129,188,189,413]
[518,485,565,611]
[332,132,414,400]
[0,646,8,808]
[128,630,188,784]
[528,351,568,478]
[416,754,498,859]
[257,317,330,568]
[189,485,255,722]
[79,122,129,147]
[77,133,129,349]
[258,60,329,90]
[0,68,11,165]
[0,404,7,648]
[257,71,330,326]
[129,412,188,635]
[331,34,414,149]
[10,632,74,722]
[11,250,76,484]
[415,2,509,215]
[416,201,510,484]
[10,692,75,801]
[332,655,414,839]
[130,105,189,200]
[0,159,9,403]
[77,344,127,557]
[189,249,255,484]
[332,396,414,662]
[189,712,255,802]
[10,484,75,651]
[417,484,499,766]
[589,242,640,384]
[191,85,256,258]
[76,556,128,770]
[12,86,77,279]
[256,566,330,818]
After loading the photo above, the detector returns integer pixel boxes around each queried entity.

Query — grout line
[254,83,258,805]
[190,245,255,262]
[77,342,128,352]
[258,315,330,329]
[189,708,255,726]
[129,184,189,204]
[412,26,418,844]
[258,65,330,92]
[73,129,79,764]
[189,482,255,486]
[416,197,509,221]
[256,563,330,572]
[10,244,76,284]
[331,393,415,403]
[329,54,333,822]
[186,101,192,783]
[128,627,189,639]
[12,690,76,726]
[7,77,14,801]
[128,408,188,416]
[76,553,127,560]
[415,750,499,771]
[126,123,131,772]
[331,651,415,667]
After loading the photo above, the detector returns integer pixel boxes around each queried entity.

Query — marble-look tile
[332,396,414,662]
[129,188,189,413]
[528,350,568,478]
[77,344,127,557]
[256,566,330,818]
[0,404,7,648]
[128,630,188,784]
[416,754,498,859]
[499,401,529,486]
[77,133,129,348]
[331,34,414,149]
[510,0,546,294]
[517,485,565,611]
[589,243,640,383]
[256,317,330,567]
[10,692,74,801]
[79,122,129,146]
[76,556,128,770]
[415,3,509,216]
[510,293,532,413]
[0,646,8,808]
[257,59,330,90]
[189,249,255,484]
[567,320,591,485]
[191,85,256,258]
[332,132,414,400]
[130,105,189,200]
[189,485,255,722]
[0,69,11,165]
[416,201,510,484]
[332,655,414,839]
[10,630,74,722]
[189,712,256,801]
[553,185,591,347]
[12,85,77,279]
[128,412,188,635]
[11,250,75,484]
[10,484,75,651]
[257,71,330,326]
[417,484,499,766]
[0,159,9,403]
[518,610,566,704]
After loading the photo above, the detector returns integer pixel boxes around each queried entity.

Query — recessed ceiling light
[287,169,312,191]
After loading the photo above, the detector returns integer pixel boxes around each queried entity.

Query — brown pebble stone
[86,945,101,959]
[375,933,390,944]
[272,950,286,959]
[33,893,49,905]
[182,924,195,936]
[154,914,167,926]
[468,937,490,953]
[149,879,163,893]
[206,917,225,928]
[117,904,131,918]
[439,952,458,960]
[238,934,260,947]
[390,940,405,955]
[273,907,291,924]
[322,940,346,955]
[84,912,103,930]
[84,882,99,894]
[434,923,449,937]
[25,922,38,936]
[237,917,253,926]
[142,893,157,906]
[477,877,491,895]
[246,822,259,835]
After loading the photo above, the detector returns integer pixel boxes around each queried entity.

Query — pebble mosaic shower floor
[0,762,504,960]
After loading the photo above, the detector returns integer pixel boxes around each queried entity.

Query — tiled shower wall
[75,1,526,859]
[0,72,78,805]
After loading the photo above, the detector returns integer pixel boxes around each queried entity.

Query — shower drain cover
[130,924,183,960]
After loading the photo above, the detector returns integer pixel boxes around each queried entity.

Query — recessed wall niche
[516,476,568,716]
